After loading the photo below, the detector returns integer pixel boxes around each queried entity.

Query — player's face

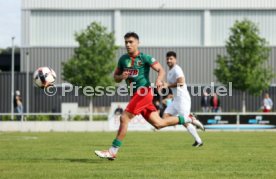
[166,56,176,68]
[125,37,139,55]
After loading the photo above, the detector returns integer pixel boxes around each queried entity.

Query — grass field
[0,131,275,179]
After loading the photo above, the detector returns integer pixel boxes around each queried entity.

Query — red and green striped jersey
[115,52,158,92]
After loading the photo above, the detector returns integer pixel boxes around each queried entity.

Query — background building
[1,0,276,113]
[20,0,276,84]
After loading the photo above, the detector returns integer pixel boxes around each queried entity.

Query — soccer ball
[33,67,57,88]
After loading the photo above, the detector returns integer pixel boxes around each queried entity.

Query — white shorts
[164,98,191,118]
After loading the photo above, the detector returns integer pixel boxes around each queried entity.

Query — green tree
[214,19,275,112]
[0,46,20,54]
[63,22,118,88]
[63,22,118,119]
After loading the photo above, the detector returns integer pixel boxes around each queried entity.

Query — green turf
[0,132,275,179]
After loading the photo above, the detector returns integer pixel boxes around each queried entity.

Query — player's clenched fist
[155,80,163,90]
[121,71,129,80]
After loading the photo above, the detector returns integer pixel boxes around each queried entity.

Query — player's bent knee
[153,124,161,130]
[151,123,159,129]
[152,121,166,130]
[163,113,171,119]
[120,112,133,124]
[148,112,166,129]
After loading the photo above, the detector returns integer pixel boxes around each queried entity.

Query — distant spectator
[210,93,221,112]
[201,92,209,112]
[14,90,23,120]
[262,93,273,112]
[160,93,173,117]
[114,105,123,115]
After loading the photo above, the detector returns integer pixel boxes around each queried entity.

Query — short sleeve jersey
[116,52,158,92]
[167,65,185,84]
[167,64,189,98]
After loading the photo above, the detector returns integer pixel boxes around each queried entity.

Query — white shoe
[95,150,116,160]
[190,114,205,131]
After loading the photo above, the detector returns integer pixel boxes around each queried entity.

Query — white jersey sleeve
[175,65,185,79]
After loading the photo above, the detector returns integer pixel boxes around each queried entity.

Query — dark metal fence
[1,72,275,113]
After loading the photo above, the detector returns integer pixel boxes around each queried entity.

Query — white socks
[186,124,202,144]
[185,116,192,123]
[109,146,119,154]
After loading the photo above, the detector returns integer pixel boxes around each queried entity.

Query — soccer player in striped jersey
[95,32,204,160]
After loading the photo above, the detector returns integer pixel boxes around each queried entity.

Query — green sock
[178,115,185,125]
[112,138,122,148]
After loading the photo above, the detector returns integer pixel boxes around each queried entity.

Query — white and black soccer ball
[33,67,57,88]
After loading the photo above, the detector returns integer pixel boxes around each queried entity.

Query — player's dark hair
[124,32,139,40]
[166,51,177,58]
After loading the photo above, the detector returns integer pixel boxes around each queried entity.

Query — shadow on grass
[22,158,112,163]
[67,158,109,163]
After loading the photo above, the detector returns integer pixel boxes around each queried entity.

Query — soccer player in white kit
[163,51,204,147]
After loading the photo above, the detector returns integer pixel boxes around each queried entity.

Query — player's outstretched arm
[151,62,165,89]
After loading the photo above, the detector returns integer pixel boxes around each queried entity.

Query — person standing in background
[14,90,23,120]
[210,93,220,113]
[262,93,273,112]
[201,92,209,112]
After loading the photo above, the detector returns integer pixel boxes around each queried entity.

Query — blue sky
[0,0,21,48]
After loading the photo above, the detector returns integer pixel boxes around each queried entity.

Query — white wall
[30,10,113,46]
[211,10,276,46]
[121,10,203,47]
[24,9,276,47]
[0,121,109,132]
[0,121,187,132]
[22,0,276,47]
[22,0,276,10]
